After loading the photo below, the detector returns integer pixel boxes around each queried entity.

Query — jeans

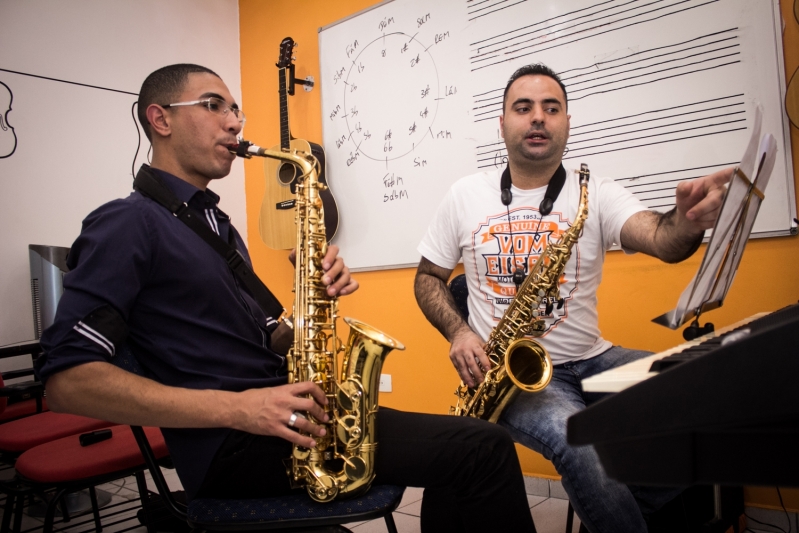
[499,346,681,533]
[197,408,536,533]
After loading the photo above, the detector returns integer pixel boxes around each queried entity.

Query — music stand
[653,105,777,340]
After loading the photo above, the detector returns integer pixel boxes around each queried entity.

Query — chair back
[448,274,470,320]
[130,425,188,520]
[112,345,188,519]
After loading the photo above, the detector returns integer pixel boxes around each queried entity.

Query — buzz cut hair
[502,63,568,113]
[137,64,220,141]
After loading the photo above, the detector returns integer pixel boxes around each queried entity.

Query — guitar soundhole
[278,162,298,185]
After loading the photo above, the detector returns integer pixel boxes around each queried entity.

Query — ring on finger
[288,411,306,428]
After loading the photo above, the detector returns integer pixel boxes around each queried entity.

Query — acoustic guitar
[259,37,339,249]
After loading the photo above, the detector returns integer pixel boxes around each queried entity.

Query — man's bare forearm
[46,360,332,446]
[46,361,240,429]
[414,258,472,341]
[621,210,703,264]
[654,208,704,262]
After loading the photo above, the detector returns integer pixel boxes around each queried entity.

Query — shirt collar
[149,167,225,216]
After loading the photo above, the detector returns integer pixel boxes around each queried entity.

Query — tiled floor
[342,487,581,533]
[744,505,799,533]
[7,473,795,533]
[3,468,184,533]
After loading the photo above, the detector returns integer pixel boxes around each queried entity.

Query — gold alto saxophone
[231,140,404,502]
[451,164,590,422]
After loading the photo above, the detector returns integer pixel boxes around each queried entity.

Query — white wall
[0,1,246,362]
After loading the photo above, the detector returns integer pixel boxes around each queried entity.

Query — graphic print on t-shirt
[471,206,580,335]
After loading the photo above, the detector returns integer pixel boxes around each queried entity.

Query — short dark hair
[502,63,567,113]
[137,64,220,140]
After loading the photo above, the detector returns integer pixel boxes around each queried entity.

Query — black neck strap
[500,163,567,216]
[132,165,285,322]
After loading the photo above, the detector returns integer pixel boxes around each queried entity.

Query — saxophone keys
[293,446,311,460]
[311,476,338,502]
[344,455,367,480]
[530,320,546,336]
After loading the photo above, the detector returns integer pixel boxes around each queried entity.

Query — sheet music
[710,133,776,303]
[653,106,777,329]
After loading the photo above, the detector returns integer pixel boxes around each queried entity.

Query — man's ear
[499,114,505,139]
[566,113,571,140]
[145,104,171,139]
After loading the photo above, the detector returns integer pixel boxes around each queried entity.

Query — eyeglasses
[163,97,246,126]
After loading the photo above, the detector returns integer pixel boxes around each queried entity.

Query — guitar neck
[278,68,290,151]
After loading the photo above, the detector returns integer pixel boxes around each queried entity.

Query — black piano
[567,303,799,487]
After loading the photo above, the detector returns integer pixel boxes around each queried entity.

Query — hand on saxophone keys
[287,411,305,428]
[288,244,359,297]
[449,326,491,388]
[231,382,329,449]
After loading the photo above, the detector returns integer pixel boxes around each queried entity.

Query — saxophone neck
[578,163,590,188]
[229,139,318,184]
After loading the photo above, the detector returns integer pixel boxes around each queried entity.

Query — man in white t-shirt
[414,63,732,533]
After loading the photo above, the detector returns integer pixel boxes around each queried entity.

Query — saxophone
[231,140,404,502]
[451,164,590,422]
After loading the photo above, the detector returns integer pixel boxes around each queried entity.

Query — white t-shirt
[418,167,647,365]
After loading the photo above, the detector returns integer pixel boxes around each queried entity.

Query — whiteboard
[319,0,797,271]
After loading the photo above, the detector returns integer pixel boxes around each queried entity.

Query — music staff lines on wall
[571,93,744,130]
[572,96,745,135]
[472,94,745,157]
[469,0,717,64]
[564,123,746,159]
[471,29,740,122]
[614,162,738,210]
[467,0,528,21]
[568,56,740,101]
[469,0,719,71]
[469,0,619,50]
[570,111,745,146]
[556,27,736,77]
[474,95,746,169]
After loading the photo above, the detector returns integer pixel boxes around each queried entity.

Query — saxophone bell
[505,338,552,393]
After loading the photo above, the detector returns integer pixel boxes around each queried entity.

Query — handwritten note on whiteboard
[319,0,796,271]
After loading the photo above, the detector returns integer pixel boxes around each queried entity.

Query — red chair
[0,411,113,461]
[0,413,115,533]
[10,425,168,533]
[0,342,47,423]
[0,397,48,424]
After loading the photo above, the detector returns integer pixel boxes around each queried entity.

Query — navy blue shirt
[38,167,288,499]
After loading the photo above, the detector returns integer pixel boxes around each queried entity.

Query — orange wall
[239,0,799,506]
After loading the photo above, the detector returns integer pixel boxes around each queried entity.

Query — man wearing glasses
[35,64,537,532]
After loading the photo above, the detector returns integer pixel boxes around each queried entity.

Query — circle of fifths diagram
[344,32,439,162]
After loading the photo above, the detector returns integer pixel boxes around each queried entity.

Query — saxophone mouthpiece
[228,139,253,158]
[578,163,590,186]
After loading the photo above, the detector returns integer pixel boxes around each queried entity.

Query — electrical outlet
[379,374,392,392]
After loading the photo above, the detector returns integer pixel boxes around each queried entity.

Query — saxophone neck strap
[500,163,567,216]
[132,164,285,323]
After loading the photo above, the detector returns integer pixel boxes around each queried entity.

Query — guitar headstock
[277,37,296,69]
